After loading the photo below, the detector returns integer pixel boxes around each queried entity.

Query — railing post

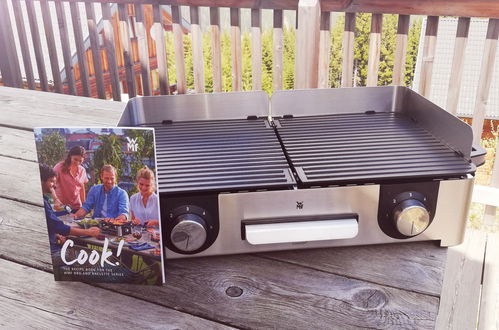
[0,0,23,88]
[295,0,320,89]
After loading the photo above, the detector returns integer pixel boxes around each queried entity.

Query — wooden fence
[0,0,498,227]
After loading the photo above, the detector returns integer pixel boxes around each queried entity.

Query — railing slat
[172,5,186,94]
[273,9,283,91]
[366,13,382,87]
[295,0,320,89]
[101,2,121,101]
[418,16,439,97]
[318,11,331,88]
[446,17,470,115]
[190,6,205,93]
[341,12,355,87]
[210,7,222,92]
[55,1,76,95]
[118,3,137,98]
[40,0,63,93]
[483,142,499,229]
[251,8,262,90]
[230,8,242,91]
[392,14,409,86]
[471,18,499,145]
[135,4,152,96]
[11,0,35,90]
[0,1,22,88]
[85,2,106,99]
[153,4,170,95]
[25,0,49,91]
[70,1,91,97]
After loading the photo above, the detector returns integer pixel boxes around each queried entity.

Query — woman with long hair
[52,145,88,211]
[130,166,159,226]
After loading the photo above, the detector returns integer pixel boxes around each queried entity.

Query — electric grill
[118,86,485,259]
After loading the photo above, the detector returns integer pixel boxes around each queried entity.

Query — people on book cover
[130,166,160,227]
[73,165,129,220]
[52,146,88,211]
[39,164,100,256]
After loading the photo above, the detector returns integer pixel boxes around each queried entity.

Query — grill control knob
[393,199,430,237]
[171,213,207,252]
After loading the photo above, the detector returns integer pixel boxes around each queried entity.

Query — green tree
[242,33,253,91]
[38,131,66,167]
[329,14,345,88]
[283,27,296,90]
[93,133,123,182]
[405,18,422,87]
[378,14,398,85]
[203,32,214,92]
[353,13,371,86]
[261,30,273,94]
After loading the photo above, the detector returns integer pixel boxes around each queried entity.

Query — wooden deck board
[478,233,499,330]
[0,259,231,329]
[436,230,487,330]
[0,86,493,329]
[261,240,447,296]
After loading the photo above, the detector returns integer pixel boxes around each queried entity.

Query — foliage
[38,131,66,167]
[163,14,422,94]
[93,134,123,182]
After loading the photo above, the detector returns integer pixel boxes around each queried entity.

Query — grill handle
[471,144,486,167]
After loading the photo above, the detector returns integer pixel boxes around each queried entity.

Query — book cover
[33,127,164,285]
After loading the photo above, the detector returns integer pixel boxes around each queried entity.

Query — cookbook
[34,127,165,285]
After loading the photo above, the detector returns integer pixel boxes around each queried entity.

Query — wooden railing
[0,0,498,227]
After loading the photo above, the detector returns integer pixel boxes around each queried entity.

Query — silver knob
[393,199,430,237]
[171,213,207,252]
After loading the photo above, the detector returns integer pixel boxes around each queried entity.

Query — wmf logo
[126,137,138,152]
[296,201,304,209]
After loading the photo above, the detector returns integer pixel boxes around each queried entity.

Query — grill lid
[276,112,475,186]
[154,118,296,193]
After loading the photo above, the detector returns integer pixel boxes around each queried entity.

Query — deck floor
[0,87,496,329]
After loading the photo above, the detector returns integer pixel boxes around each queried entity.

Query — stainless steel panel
[163,177,473,259]
[118,91,270,126]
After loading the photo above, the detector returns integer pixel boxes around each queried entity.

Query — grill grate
[152,119,296,193]
[277,112,475,186]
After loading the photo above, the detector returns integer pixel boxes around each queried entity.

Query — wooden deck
[0,87,497,329]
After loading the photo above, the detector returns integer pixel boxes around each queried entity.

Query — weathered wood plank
[446,17,470,115]
[153,4,170,95]
[478,233,499,330]
[0,156,43,205]
[483,137,499,229]
[118,3,137,98]
[0,87,122,129]
[190,6,205,93]
[172,5,186,94]
[295,0,320,89]
[210,7,222,92]
[101,3,122,100]
[40,0,63,94]
[70,1,91,97]
[418,16,439,98]
[273,9,284,91]
[135,4,152,96]
[11,0,36,90]
[251,9,262,90]
[0,197,439,330]
[366,13,382,87]
[392,14,409,85]
[25,0,49,91]
[230,8,242,91]
[262,240,447,296]
[436,230,487,329]
[471,18,499,145]
[341,12,355,87]
[0,127,37,162]
[85,2,106,99]
[0,259,230,329]
[318,11,331,88]
[55,1,77,95]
